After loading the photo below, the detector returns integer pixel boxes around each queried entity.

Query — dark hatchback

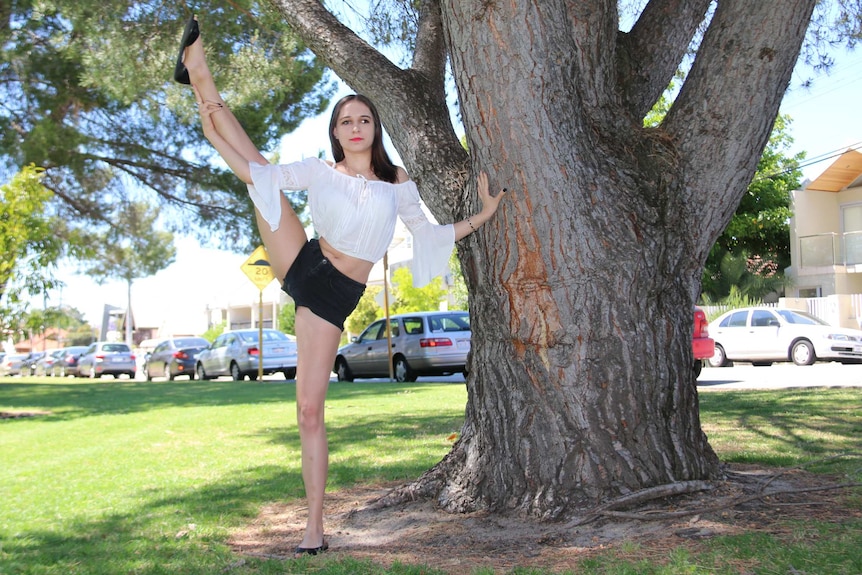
[51,346,90,377]
[144,337,210,381]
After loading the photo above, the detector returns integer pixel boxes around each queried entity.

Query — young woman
[175,16,505,557]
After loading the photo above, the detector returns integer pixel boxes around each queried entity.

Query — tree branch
[266,0,467,220]
[410,0,447,101]
[267,0,406,98]
[616,0,712,119]
[666,0,817,224]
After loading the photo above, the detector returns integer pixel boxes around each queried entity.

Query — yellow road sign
[241,245,276,290]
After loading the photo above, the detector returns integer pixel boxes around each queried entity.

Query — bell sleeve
[247,158,320,232]
[397,182,455,287]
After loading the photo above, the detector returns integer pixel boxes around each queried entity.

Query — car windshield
[775,309,830,326]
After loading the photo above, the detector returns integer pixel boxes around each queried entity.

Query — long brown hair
[328,94,398,183]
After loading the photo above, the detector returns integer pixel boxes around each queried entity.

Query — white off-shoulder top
[247,157,455,287]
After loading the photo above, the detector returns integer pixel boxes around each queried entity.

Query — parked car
[51,346,90,377]
[692,306,715,377]
[708,306,862,367]
[20,352,46,376]
[0,353,30,377]
[144,337,210,381]
[335,311,471,383]
[76,342,137,379]
[195,329,297,381]
[33,349,65,377]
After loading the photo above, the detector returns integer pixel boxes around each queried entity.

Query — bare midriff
[319,237,374,285]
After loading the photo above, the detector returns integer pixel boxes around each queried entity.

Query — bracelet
[467,217,476,232]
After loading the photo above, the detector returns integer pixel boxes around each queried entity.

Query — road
[697,362,862,390]
[195,364,862,389]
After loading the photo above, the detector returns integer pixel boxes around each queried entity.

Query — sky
[33,40,862,337]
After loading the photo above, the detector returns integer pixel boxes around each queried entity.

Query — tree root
[567,453,862,527]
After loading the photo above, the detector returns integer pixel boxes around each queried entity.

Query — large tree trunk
[269,0,817,517]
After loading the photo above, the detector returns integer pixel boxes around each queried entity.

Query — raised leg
[180,20,307,278]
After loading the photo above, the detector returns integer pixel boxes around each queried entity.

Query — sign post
[240,246,275,381]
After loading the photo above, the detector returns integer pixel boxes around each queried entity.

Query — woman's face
[333,100,376,154]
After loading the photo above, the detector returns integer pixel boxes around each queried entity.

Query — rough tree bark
[267,0,817,518]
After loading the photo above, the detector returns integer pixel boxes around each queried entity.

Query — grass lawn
[0,378,860,574]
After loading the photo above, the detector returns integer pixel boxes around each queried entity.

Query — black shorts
[282,239,366,331]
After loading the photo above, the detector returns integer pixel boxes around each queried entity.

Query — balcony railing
[799,231,862,267]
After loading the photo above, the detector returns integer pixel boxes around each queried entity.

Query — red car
[692,306,715,377]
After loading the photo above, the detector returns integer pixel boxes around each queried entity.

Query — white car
[709,306,862,367]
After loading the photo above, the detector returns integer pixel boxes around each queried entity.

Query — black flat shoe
[293,541,329,557]
[173,15,199,85]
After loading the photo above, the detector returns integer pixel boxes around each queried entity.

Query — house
[785,148,862,327]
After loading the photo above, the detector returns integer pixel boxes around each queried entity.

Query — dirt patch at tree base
[228,463,860,573]
[0,410,51,419]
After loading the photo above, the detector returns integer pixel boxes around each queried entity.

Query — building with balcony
[785,148,862,327]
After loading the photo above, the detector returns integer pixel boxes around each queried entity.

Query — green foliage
[345,286,383,335]
[0,165,70,332]
[18,305,96,346]
[81,202,176,285]
[0,1,332,252]
[448,251,469,310]
[343,264,463,337]
[700,252,789,305]
[201,320,226,343]
[701,115,803,302]
[277,301,297,335]
[0,165,59,295]
[389,266,447,314]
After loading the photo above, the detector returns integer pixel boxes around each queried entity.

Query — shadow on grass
[1,463,299,574]
[0,379,461,422]
[699,389,862,467]
[1,408,462,574]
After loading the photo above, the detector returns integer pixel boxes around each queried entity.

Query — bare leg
[182,21,306,279]
[182,29,264,165]
[293,307,343,553]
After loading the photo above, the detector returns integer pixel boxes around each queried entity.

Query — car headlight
[826,333,860,342]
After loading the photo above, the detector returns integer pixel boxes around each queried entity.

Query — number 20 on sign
[240,245,275,290]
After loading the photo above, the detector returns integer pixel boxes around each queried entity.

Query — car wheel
[393,356,417,383]
[335,357,354,382]
[791,339,816,366]
[145,367,152,381]
[230,362,243,381]
[708,344,731,368]
[283,369,296,380]
[195,363,209,381]
[693,360,703,378]
[168,369,176,382]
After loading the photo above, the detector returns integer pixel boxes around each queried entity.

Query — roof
[805,148,862,192]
